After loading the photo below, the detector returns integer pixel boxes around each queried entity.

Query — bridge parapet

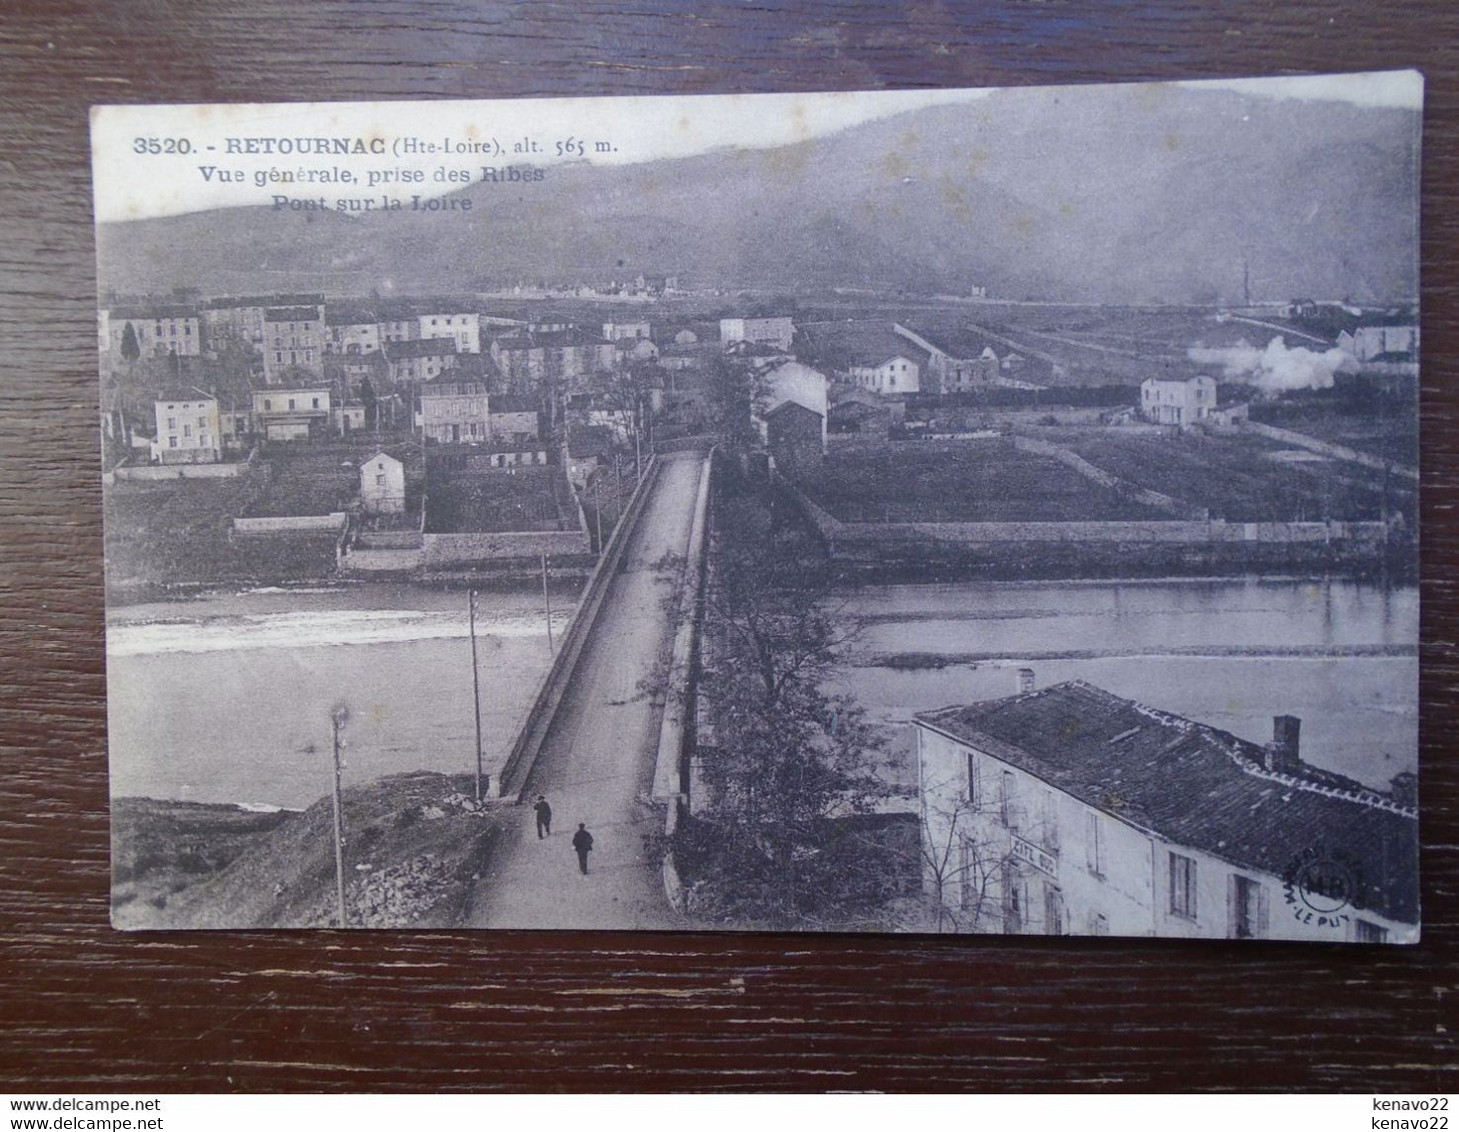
[495,456,663,799]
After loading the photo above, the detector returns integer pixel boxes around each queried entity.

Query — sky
[91,71,1421,224]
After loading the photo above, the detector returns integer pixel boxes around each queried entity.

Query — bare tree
[679,459,896,927]
[917,781,1011,934]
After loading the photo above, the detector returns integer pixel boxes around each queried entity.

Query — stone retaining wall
[115,461,247,481]
[234,512,347,534]
[1243,421,1418,481]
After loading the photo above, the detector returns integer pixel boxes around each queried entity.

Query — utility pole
[593,473,604,552]
[468,589,485,802]
[634,402,642,481]
[329,703,350,929]
[541,552,554,654]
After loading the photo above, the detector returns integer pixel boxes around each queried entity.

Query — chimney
[1016,667,1036,695]
[1265,715,1301,774]
[1389,771,1417,810]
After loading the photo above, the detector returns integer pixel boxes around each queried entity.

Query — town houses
[99,280,1419,943]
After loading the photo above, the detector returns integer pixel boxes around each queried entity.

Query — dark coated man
[533,795,552,839]
[571,823,594,875]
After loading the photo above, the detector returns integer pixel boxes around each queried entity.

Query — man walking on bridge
[533,795,552,839]
[572,823,594,875]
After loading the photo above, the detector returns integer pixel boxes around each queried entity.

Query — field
[104,476,341,593]
[804,440,1166,523]
[425,466,571,533]
[797,301,1319,388]
[1251,402,1419,468]
[1055,429,1405,523]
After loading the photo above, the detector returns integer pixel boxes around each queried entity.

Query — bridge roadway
[465,454,704,930]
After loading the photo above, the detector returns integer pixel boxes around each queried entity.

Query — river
[107,576,1417,810]
[832,577,1417,792]
[106,582,574,809]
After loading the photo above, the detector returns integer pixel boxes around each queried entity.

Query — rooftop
[265,306,323,322]
[204,293,323,310]
[110,304,198,321]
[386,337,459,359]
[916,680,1417,924]
[154,386,217,404]
[899,325,999,361]
[489,394,540,415]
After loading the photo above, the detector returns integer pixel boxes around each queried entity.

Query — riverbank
[112,772,507,930]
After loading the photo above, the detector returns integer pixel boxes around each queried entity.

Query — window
[1085,811,1105,877]
[1000,770,1018,831]
[168,437,177,448]
[199,433,208,447]
[1041,789,1060,853]
[312,398,320,409]
[1169,853,1197,920]
[1043,883,1064,936]
[958,836,976,912]
[966,753,980,809]
[1002,862,1024,934]
[288,399,296,410]
[197,416,206,428]
[167,417,176,430]
[1231,874,1265,939]
[182,424,191,437]
[375,473,386,487]
[263,399,272,411]
[1090,913,1109,936]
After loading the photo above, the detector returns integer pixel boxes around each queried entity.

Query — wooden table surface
[1,0,1455,1092]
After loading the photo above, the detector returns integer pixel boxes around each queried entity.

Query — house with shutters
[914,677,1418,943]
[152,388,221,464]
[261,303,326,382]
[385,337,459,385]
[251,387,331,441]
[1140,375,1217,427]
[420,379,490,444]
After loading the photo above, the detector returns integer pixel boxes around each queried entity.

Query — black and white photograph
[94,72,1421,940]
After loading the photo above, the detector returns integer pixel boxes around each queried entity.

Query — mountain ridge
[97,84,1420,304]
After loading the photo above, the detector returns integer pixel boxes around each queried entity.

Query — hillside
[112,773,505,929]
[96,83,1419,304]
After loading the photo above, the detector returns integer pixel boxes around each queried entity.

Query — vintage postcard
[93,73,1421,939]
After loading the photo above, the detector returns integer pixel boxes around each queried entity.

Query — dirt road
[465,455,705,930]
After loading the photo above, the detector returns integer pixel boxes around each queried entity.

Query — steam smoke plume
[1187,336,1354,392]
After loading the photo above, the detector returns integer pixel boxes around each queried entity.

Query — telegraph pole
[468,589,485,802]
[329,703,350,929]
[593,473,603,552]
[541,552,554,654]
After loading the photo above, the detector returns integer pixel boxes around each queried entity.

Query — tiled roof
[489,395,540,415]
[568,425,615,457]
[386,337,458,359]
[111,304,198,321]
[917,680,1417,924]
[154,386,217,404]
[325,304,379,326]
[205,293,323,310]
[265,305,323,321]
